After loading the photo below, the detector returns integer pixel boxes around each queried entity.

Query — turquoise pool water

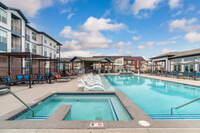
[105,75,200,119]
[12,94,132,121]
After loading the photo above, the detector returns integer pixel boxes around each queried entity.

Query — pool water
[105,75,200,119]
[12,94,132,121]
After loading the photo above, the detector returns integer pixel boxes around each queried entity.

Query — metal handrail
[0,89,34,116]
[171,97,200,115]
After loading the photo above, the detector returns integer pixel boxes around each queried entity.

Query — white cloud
[197,11,200,15]
[170,35,181,40]
[125,50,134,55]
[137,41,154,50]
[169,18,200,32]
[67,13,75,19]
[111,41,131,48]
[61,50,103,58]
[131,0,163,16]
[157,40,176,45]
[79,17,125,32]
[60,0,76,4]
[1,0,53,17]
[161,48,173,54]
[112,0,131,14]
[172,10,182,17]
[168,0,182,9]
[186,5,195,13]
[60,17,126,51]
[132,36,141,40]
[60,9,71,14]
[102,9,111,18]
[184,32,200,43]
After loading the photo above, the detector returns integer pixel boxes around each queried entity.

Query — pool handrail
[0,89,34,117]
[171,97,200,115]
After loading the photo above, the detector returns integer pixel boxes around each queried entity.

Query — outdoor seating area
[150,71,200,80]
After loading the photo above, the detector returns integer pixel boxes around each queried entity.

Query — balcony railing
[11,26,21,34]
[25,48,30,52]
[12,42,20,51]
[25,34,30,41]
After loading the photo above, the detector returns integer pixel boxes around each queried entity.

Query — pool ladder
[171,97,200,115]
[0,89,34,117]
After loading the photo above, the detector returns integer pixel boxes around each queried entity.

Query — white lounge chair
[83,77,104,87]
[80,79,105,91]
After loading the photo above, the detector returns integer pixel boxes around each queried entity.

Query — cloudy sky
[2,0,200,59]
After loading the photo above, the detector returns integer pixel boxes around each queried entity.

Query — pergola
[0,52,47,88]
[70,57,112,73]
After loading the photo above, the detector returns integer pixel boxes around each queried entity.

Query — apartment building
[93,56,147,72]
[0,2,62,75]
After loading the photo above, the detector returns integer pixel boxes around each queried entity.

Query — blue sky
[2,0,200,59]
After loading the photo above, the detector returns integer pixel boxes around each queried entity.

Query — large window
[50,50,52,58]
[44,36,47,44]
[32,31,37,41]
[128,61,131,64]
[0,30,7,43]
[32,44,37,54]
[137,60,139,68]
[184,65,189,71]
[25,42,29,52]
[44,47,47,56]
[178,65,181,71]
[50,40,52,46]
[25,28,30,40]
[190,64,194,72]
[0,9,7,24]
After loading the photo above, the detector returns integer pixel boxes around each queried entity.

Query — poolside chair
[52,72,71,82]
[172,71,179,78]
[32,75,47,84]
[166,71,175,77]
[83,76,104,87]
[0,85,10,95]
[177,71,187,78]
[179,71,191,79]
[80,79,105,91]
[3,75,23,86]
[192,72,200,80]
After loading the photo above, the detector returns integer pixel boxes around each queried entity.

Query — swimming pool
[11,94,132,121]
[105,75,200,119]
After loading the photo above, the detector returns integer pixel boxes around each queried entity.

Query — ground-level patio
[1,74,200,133]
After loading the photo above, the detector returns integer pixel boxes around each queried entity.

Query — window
[0,30,7,43]
[54,53,56,59]
[0,9,7,24]
[32,31,37,41]
[25,28,30,40]
[54,44,56,48]
[44,47,47,56]
[50,50,52,58]
[128,61,131,64]
[25,42,29,52]
[25,59,29,68]
[32,44,37,54]
[178,65,181,71]
[50,40,52,46]
[137,60,139,68]
[184,65,189,71]
[116,60,122,64]
[190,64,194,72]
[44,36,47,44]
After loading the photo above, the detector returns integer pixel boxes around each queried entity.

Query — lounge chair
[193,72,200,80]
[177,71,187,78]
[52,72,71,81]
[4,75,23,86]
[179,71,191,79]
[83,76,104,87]
[80,79,105,91]
[0,85,10,95]
[166,71,175,77]
[172,71,179,78]
[32,75,47,84]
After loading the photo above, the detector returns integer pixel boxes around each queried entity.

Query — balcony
[25,34,30,41]
[12,42,20,51]
[11,26,21,35]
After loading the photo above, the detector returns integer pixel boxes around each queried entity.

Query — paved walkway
[0,74,200,133]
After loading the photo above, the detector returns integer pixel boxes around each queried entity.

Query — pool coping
[1,91,200,129]
[0,91,154,129]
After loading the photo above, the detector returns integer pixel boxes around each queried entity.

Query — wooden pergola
[0,52,47,88]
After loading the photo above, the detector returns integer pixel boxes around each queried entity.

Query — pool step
[149,114,200,120]
[26,116,49,120]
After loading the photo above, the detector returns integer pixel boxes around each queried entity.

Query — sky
[2,0,200,59]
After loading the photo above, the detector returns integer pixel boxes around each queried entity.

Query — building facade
[0,2,62,75]
[151,49,200,72]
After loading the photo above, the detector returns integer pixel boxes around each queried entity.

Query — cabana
[70,57,112,74]
[0,52,47,88]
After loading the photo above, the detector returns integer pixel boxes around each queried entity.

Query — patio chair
[80,79,105,91]
[177,71,187,78]
[32,75,47,84]
[4,75,23,86]
[192,72,200,80]
[166,71,175,77]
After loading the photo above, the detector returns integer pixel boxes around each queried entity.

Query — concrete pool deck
[1,74,200,132]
